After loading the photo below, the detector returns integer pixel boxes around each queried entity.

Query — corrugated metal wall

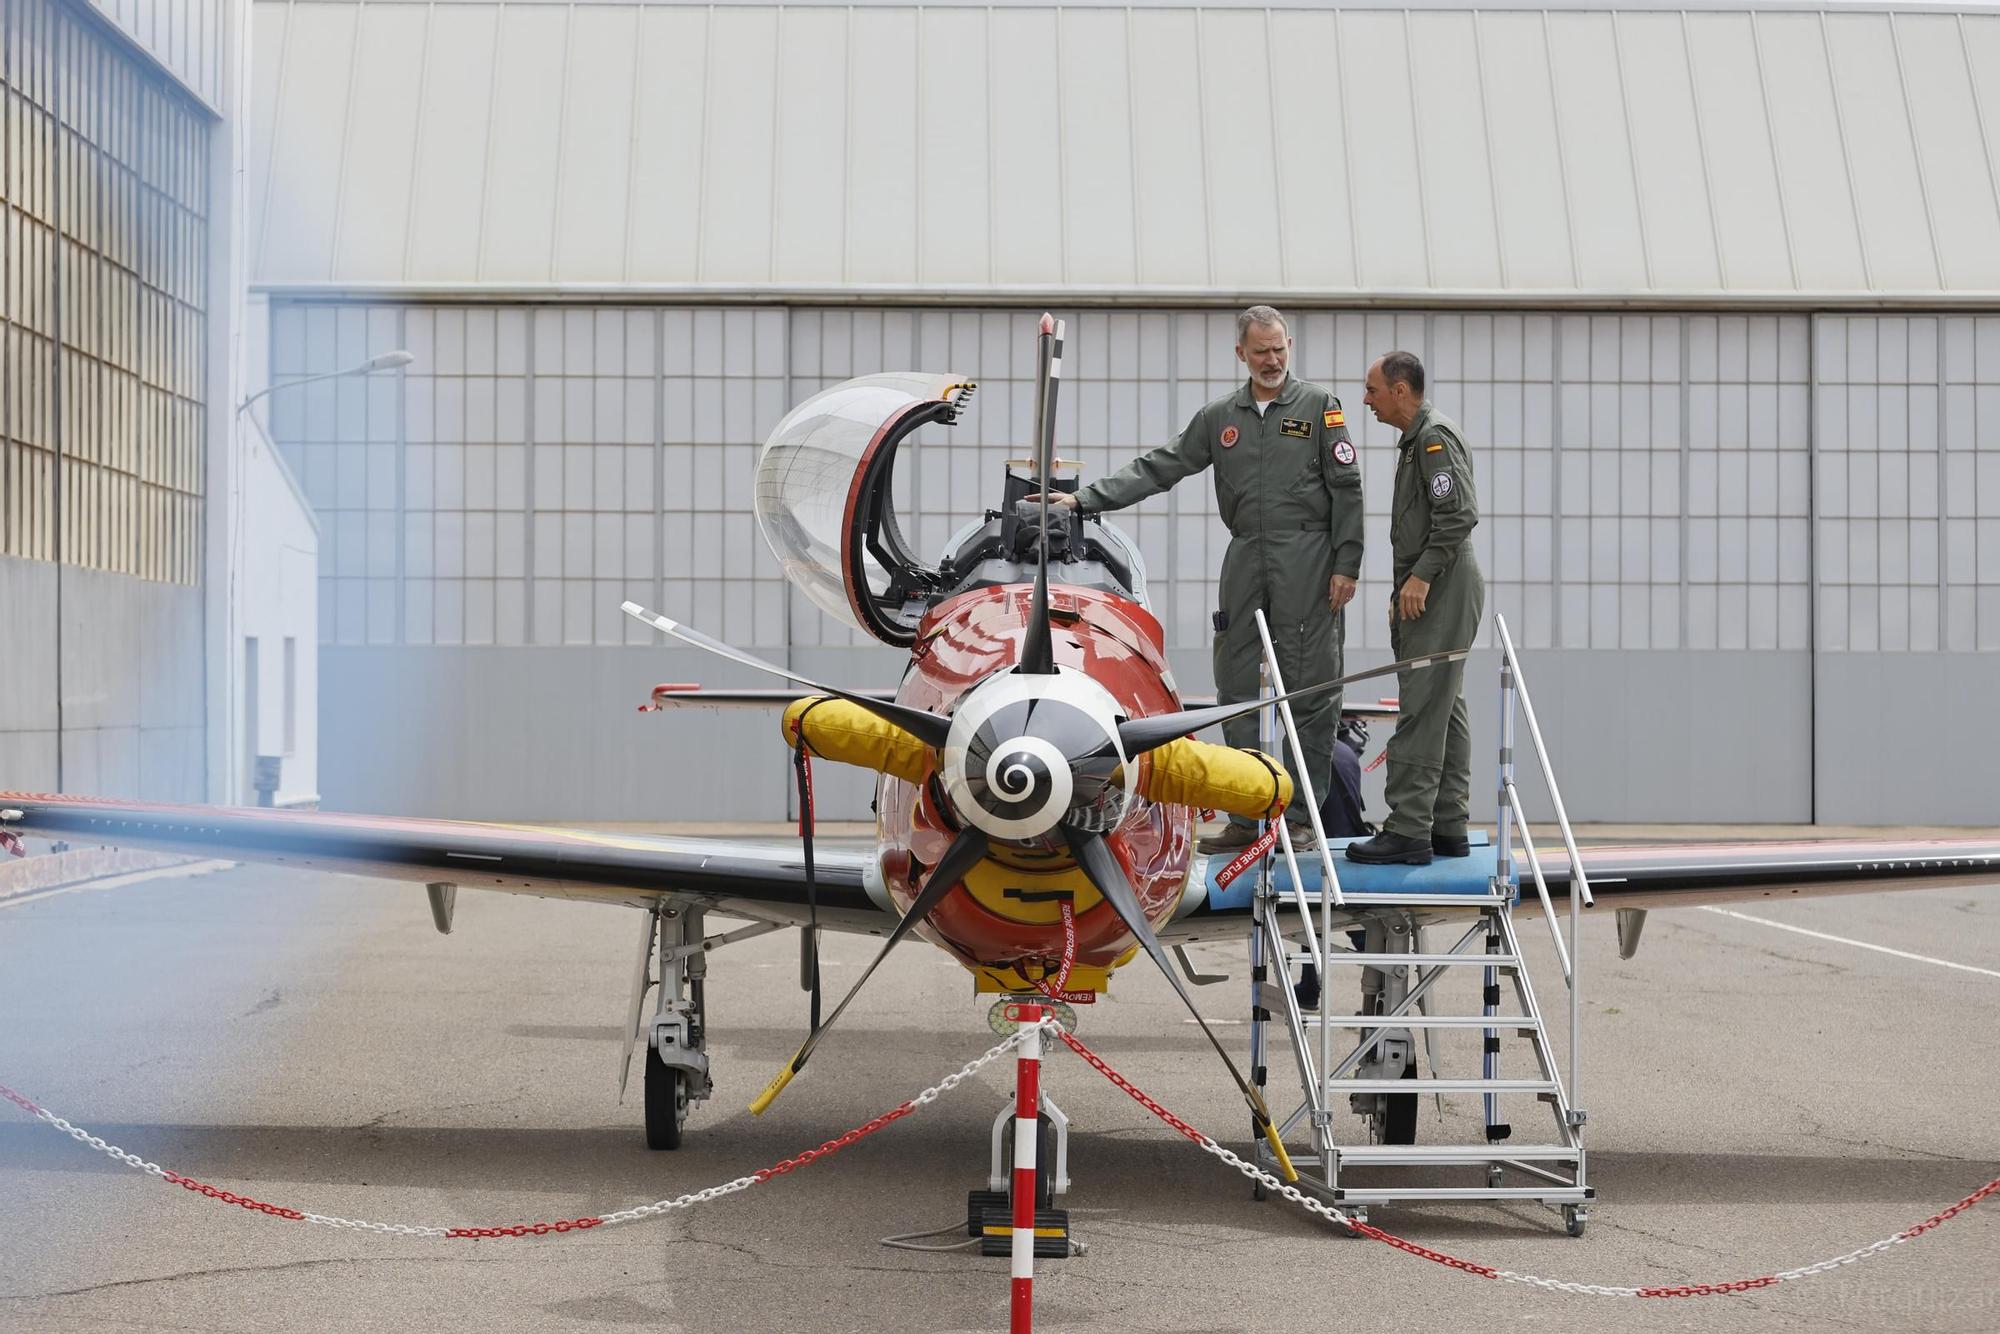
[246,2,2000,301]
[279,300,2000,824]
[0,0,214,800]
[84,0,231,112]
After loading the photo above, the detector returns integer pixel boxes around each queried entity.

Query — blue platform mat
[1204,830,1514,911]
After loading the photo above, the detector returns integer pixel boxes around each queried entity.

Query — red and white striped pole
[1008,1002,1044,1334]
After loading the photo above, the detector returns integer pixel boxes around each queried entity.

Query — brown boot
[1202,822,1260,854]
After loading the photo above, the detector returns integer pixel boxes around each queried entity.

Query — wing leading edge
[0,793,884,931]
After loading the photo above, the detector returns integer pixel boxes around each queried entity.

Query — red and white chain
[1055,1027,1999,1299]
[0,1022,1047,1241]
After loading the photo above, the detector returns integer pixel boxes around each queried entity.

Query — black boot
[1344,831,1434,866]
[1431,831,1471,858]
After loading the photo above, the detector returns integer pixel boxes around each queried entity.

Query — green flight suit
[1074,375,1364,826]
[1384,402,1484,840]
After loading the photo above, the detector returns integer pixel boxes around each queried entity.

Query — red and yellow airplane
[6,315,1998,1160]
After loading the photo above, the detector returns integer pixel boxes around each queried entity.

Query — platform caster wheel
[1487,1165,1504,1189]
[1343,1207,1369,1236]
[1252,1181,1267,1201]
[644,1046,687,1151]
[1563,1205,1588,1238]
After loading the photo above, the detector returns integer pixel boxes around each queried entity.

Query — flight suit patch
[1332,440,1356,466]
[1425,443,1444,453]
[1324,408,1345,428]
[1430,472,1454,499]
[1279,417,1312,439]
[1220,425,1239,448]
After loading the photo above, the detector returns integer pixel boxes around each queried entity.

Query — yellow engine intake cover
[1136,738,1291,820]
[781,696,930,784]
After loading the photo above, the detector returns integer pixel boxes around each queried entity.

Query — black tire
[1381,1060,1418,1146]
[644,1045,686,1151]
[1004,1113,1058,1208]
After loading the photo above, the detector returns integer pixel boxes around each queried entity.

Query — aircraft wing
[1172,833,2000,931]
[0,793,887,932]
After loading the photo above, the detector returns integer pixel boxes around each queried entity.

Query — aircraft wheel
[1004,1113,1058,1207]
[644,1045,687,1151]
[1382,1060,1418,1146]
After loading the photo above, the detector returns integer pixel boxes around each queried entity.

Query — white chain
[1178,1098,1942,1298]
[6,1021,1048,1238]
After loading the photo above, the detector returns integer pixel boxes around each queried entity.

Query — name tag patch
[1279,417,1312,439]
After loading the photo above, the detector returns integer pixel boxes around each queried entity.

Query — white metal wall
[84,0,232,111]
[275,299,2000,822]
[246,2,2000,303]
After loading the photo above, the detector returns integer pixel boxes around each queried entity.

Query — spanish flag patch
[1426,443,1445,453]
[1323,409,1344,429]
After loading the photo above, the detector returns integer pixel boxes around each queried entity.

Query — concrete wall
[0,557,206,800]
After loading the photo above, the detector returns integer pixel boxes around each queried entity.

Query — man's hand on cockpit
[1025,493,1078,510]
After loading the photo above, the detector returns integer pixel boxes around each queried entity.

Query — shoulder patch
[1332,439,1356,466]
[1430,472,1454,500]
[1425,443,1443,453]
[1324,408,1345,429]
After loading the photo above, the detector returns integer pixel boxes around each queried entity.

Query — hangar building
[7,0,2000,825]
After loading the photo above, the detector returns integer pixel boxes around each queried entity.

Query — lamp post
[223,350,414,804]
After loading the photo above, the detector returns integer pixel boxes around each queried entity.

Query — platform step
[1332,1145,1580,1165]
[1293,952,1520,968]
[1336,1077,1556,1094]
[1331,1186,1591,1203]
[1283,892,1513,908]
[1306,1015,1537,1029]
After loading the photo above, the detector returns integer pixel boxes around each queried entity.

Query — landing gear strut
[1351,919,1418,1146]
[645,906,713,1150]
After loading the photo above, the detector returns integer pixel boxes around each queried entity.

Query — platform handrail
[1492,610,1589,1123]
[1251,610,1347,912]
[1492,615,1594,910]
[1503,780,1572,984]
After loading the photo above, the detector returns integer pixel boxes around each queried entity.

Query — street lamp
[225,349,415,804]
[237,348,415,418]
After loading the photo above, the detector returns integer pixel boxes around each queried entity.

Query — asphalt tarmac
[1,833,1996,1333]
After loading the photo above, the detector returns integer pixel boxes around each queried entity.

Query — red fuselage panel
[876,585,1192,986]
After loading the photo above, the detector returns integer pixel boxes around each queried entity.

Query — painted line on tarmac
[0,860,236,911]
[1700,906,2000,980]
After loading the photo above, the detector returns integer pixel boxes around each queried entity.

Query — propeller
[1064,828,1297,1180]
[750,824,992,1114]
[1018,314,1064,676]
[1116,646,1471,756]
[622,601,952,749]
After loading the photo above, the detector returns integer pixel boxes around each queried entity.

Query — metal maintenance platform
[1239,612,1597,1236]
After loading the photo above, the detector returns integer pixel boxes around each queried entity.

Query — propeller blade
[1018,314,1064,676]
[622,601,951,749]
[1117,647,1471,756]
[750,825,991,1114]
[1063,828,1297,1181]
